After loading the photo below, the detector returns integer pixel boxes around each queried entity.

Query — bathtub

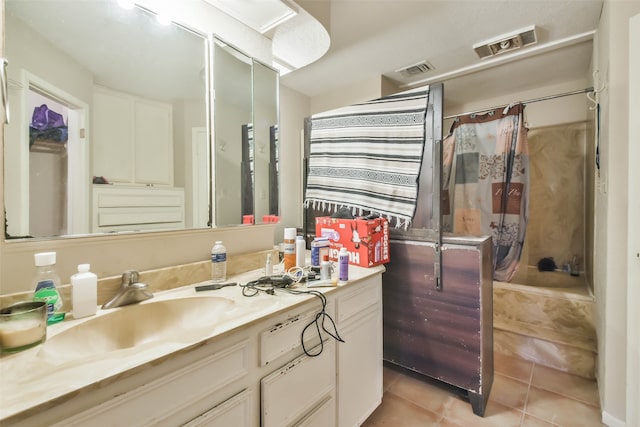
[509,265,589,289]
[492,266,596,378]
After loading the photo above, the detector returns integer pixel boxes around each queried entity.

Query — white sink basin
[40,297,236,357]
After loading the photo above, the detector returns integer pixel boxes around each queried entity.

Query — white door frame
[24,71,90,235]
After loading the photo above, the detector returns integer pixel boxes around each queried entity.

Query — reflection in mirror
[212,38,280,227]
[3,0,209,239]
[252,60,279,224]
[212,38,253,227]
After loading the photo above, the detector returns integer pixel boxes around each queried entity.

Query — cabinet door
[92,89,134,183]
[337,306,382,427]
[134,99,173,185]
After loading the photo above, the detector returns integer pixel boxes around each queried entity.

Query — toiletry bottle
[32,252,65,324]
[211,241,227,283]
[296,235,306,268]
[265,253,273,276]
[70,264,97,319]
[338,247,349,283]
[283,228,296,272]
[321,254,332,280]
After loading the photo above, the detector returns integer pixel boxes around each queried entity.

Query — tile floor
[362,352,604,427]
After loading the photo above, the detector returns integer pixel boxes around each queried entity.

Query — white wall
[277,84,310,240]
[627,12,640,427]
[595,1,640,425]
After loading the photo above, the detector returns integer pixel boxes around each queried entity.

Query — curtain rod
[443,87,594,120]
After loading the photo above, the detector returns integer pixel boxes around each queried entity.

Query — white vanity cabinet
[49,338,253,427]
[335,274,383,427]
[2,269,384,427]
[92,85,174,186]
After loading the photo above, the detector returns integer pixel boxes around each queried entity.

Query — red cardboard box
[315,216,390,267]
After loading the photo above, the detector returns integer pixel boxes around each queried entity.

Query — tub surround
[493,280,597,379]
[0,259,384,425]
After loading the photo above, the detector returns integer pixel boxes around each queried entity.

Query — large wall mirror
[3,0,209,239]
[3,0,280,240]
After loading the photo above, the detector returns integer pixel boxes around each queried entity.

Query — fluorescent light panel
[203,0,298,34]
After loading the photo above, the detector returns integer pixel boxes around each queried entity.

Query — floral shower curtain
[442,104,529,281]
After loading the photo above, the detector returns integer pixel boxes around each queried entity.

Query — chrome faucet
[102,270,153,309]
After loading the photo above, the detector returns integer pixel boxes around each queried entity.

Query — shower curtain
[442,104,529,281]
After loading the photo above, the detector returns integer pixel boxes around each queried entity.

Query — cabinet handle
[0,57,9,124]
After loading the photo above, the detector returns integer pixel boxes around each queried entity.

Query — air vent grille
[473,25,537,59]
[396,60,434,77]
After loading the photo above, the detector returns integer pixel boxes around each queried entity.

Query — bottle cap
[215,240,222,245]
[323,254,329,262]
[34,252,56,266]
[78,264,90,273]
[284,228,296,239]
[339,247,348,254]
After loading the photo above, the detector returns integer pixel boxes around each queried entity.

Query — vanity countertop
[0,263,385,424]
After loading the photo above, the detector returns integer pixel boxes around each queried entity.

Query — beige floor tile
[521,413,559,426]
[530,364,600,407]
[387,370,454,416]
[443,395,524,427]
[362,392,443,427]
[525,387,604,427]
[383,365,402,391]
[495,351,534,381]
[488,373,530,411]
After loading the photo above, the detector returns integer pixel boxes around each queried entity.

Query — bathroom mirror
[252,60,279,224]
[213,39,253,227]
[3,0,210,238]
[212,38,279,227]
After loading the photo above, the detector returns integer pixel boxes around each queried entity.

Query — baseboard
[602,410,625,427]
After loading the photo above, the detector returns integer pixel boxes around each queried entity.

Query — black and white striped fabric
[305,88,429,228]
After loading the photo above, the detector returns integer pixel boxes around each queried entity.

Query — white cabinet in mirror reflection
[92,186,185,233]
[92,86,173,186]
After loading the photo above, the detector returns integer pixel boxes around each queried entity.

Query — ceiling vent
[473,25,538,59]
[395,60,434,77]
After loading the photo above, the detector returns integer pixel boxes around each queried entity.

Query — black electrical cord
[239,279,345,357]
[281,288,345,357]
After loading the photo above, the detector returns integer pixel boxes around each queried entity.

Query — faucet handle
[121,270,140,286]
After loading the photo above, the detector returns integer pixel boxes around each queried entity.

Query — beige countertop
[0,263,385,424]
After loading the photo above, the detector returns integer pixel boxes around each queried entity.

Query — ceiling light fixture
[473,25,538,59]
[203,0,299,34]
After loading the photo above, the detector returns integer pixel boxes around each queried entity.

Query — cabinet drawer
[336,276,381,324]
[260,306,326,366]
[294,396,335,427]
[57,340,249,426]
[97,206,184,227]
[183,389,251,427]
[261,341,335,427]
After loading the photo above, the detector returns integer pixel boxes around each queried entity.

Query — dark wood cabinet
[382,235,493,416]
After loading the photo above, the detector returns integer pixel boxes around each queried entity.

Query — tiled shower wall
[512,121,595,292]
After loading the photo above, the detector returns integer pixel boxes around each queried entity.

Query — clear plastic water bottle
[211,241,227,283]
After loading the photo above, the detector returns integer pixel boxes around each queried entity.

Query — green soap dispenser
[33,252,65,324]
